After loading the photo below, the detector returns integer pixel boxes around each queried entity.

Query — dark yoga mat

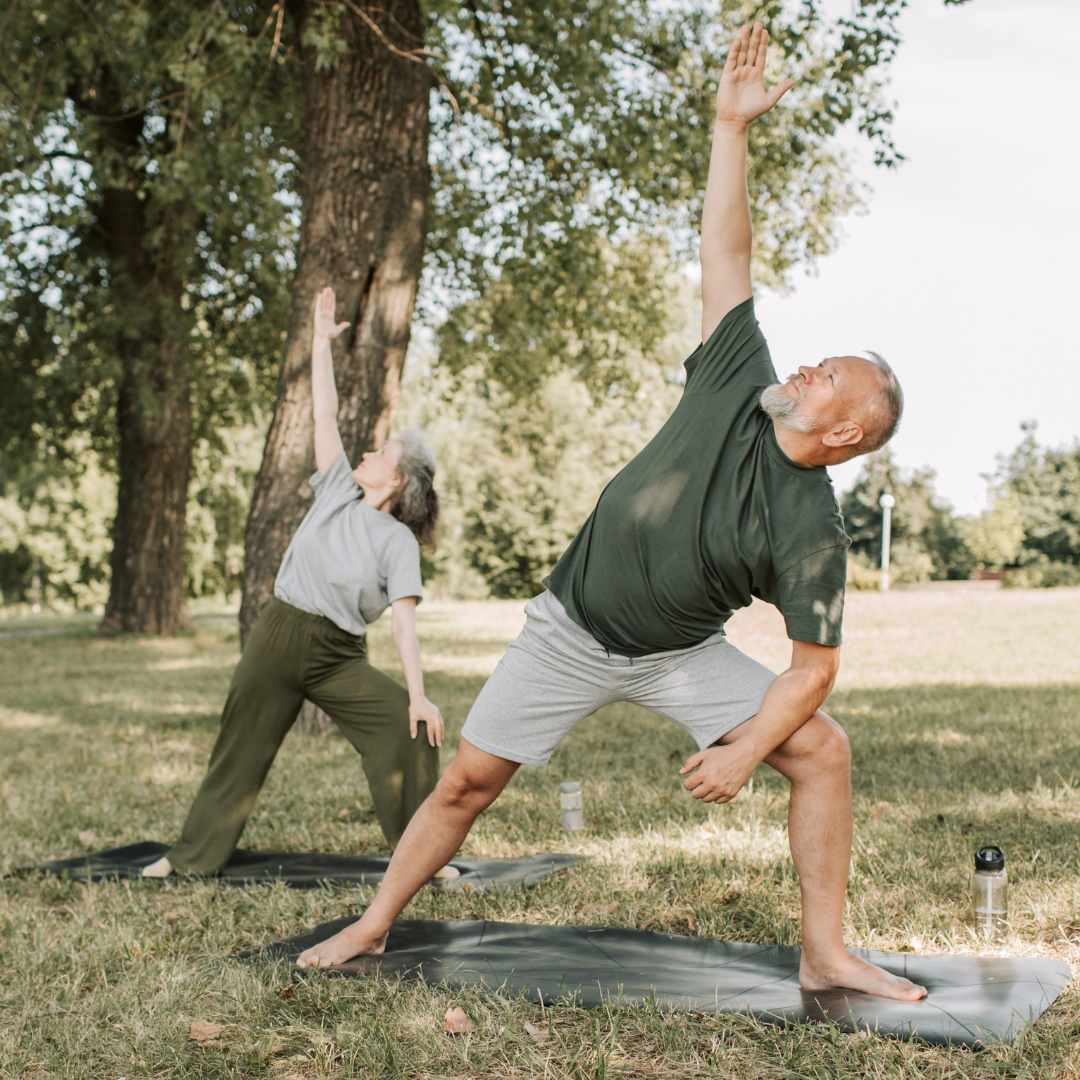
[248,917,1071,1047]
[35,843,585,892]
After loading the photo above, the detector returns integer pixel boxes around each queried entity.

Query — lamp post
[879,493,895,591]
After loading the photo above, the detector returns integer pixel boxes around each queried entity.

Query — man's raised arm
[700,22,794,342]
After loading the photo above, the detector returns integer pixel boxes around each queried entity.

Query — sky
[753,0,1080,514]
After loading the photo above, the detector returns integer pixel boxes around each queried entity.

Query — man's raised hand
[716,22,794,130]
[313,286,351,340]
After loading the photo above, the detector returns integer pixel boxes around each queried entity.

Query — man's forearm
[733,665,832,766]
[700,122,752,267]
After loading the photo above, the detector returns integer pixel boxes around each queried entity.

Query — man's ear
[821,421,864,449]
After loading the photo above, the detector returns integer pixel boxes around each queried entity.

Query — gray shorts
[461,591,778,767]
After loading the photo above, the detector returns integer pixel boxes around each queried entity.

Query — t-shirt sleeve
[384,528,424,605]
[309,452,357,502]
[683,298,777,395]
[774,545,847,646]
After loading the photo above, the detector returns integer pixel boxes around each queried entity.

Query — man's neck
[772,423,832,468]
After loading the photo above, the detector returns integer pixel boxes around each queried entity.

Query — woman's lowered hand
[409,694,444,747]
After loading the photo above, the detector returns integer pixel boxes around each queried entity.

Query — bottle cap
[559,781,581,794]
[974,844,1005,872]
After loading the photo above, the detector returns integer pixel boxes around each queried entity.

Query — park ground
[2,587,1080,1078]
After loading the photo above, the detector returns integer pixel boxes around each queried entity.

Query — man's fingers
[679,754,703,775]
[767,78,795,108]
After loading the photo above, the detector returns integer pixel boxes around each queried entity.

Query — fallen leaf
[311,1035,334,1047]
[687,913,697,934]
[443,1007,475,1034]
[77,830,97,847]
[189,1020,224,1045]
[278,987,297,999]
[523,1021,549,1044]
[640,916,659,931]
[642,1043,658,1053]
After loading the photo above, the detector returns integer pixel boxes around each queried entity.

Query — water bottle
[971,844,1007,944]
[560,781,584,831]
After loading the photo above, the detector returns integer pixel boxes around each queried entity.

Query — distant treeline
[2,353,1077,610]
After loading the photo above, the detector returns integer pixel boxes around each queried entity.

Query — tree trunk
[239,0,431,645]
[99,189,194,635]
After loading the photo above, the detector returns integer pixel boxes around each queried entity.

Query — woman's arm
[390,596,444,747]
[312,287,350,474]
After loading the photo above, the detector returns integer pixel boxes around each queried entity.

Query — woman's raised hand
[715,22,794,129]
[313,286,351,340]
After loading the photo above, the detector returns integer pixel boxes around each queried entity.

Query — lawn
[2,587,1080,1078]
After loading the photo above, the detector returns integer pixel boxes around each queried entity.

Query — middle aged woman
[144,286,449,878]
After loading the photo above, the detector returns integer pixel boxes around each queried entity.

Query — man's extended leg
[296,739,518,967]
[721,711,926,1000]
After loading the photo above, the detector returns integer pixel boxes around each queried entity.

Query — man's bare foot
[142,856,173,878]
[296,923,388,969]
[431,864,460,880]
[800,949,927,1001]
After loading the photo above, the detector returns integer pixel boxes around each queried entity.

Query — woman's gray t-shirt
[273,452,423,636]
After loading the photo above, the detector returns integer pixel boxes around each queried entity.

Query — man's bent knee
[434,741,518,813]
[768,710,850,776]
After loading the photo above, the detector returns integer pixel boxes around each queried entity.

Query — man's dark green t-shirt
[545,298,849,657]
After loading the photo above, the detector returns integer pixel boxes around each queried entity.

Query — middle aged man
[297,22,925,1002]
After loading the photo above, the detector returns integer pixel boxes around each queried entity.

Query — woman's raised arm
[312,287,350,474]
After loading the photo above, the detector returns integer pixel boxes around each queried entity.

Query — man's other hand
[716,21,794,130]
[679,743,756,803]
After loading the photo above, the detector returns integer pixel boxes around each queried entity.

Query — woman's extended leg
[159,601,307,874]
[305,647,438,849]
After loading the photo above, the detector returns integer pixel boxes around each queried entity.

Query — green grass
[2,589,1080,1078]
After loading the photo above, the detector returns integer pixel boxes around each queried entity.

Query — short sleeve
[384,528,424,605]
[775,545,847,646]
[683,298,777,395]
[309,452,358,502]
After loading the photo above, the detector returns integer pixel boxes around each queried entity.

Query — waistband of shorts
[267,596,366,645]
[535,589,726,661]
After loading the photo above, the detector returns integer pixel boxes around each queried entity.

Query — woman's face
[352,441,404,493]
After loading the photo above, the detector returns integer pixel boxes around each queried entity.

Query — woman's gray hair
[390,429,440,548]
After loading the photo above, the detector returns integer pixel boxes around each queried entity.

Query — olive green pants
[167,598,439,874]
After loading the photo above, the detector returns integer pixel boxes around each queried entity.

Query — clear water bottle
[560,781,584,831]
[972,844,1007,944]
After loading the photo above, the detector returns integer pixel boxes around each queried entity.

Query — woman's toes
[142,856,173,878]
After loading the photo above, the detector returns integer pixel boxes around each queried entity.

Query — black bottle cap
[974,844,1005,872]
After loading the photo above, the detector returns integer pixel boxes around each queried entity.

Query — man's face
[778,356,886,429]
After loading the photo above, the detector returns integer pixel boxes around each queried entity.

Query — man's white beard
[759,383,817,434]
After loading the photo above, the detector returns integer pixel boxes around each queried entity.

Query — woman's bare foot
[296,922,388,969]
[431,864,460,880]
[141,855,173,878]
[801,949,927,1000]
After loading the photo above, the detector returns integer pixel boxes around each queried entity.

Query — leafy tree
[960,489,1024,570]
[841,450,970,583]
[998,424,1080,567]
[0,0,298,630]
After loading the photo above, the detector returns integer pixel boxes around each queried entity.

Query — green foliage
[960,489,1024,570]
[841,450,971,584]
[185,423,267,601]
[0,0,298,459]
[997,424,1080,568]
[0,438,114,610]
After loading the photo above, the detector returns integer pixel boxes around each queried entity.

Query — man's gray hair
[860,351,903,453]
